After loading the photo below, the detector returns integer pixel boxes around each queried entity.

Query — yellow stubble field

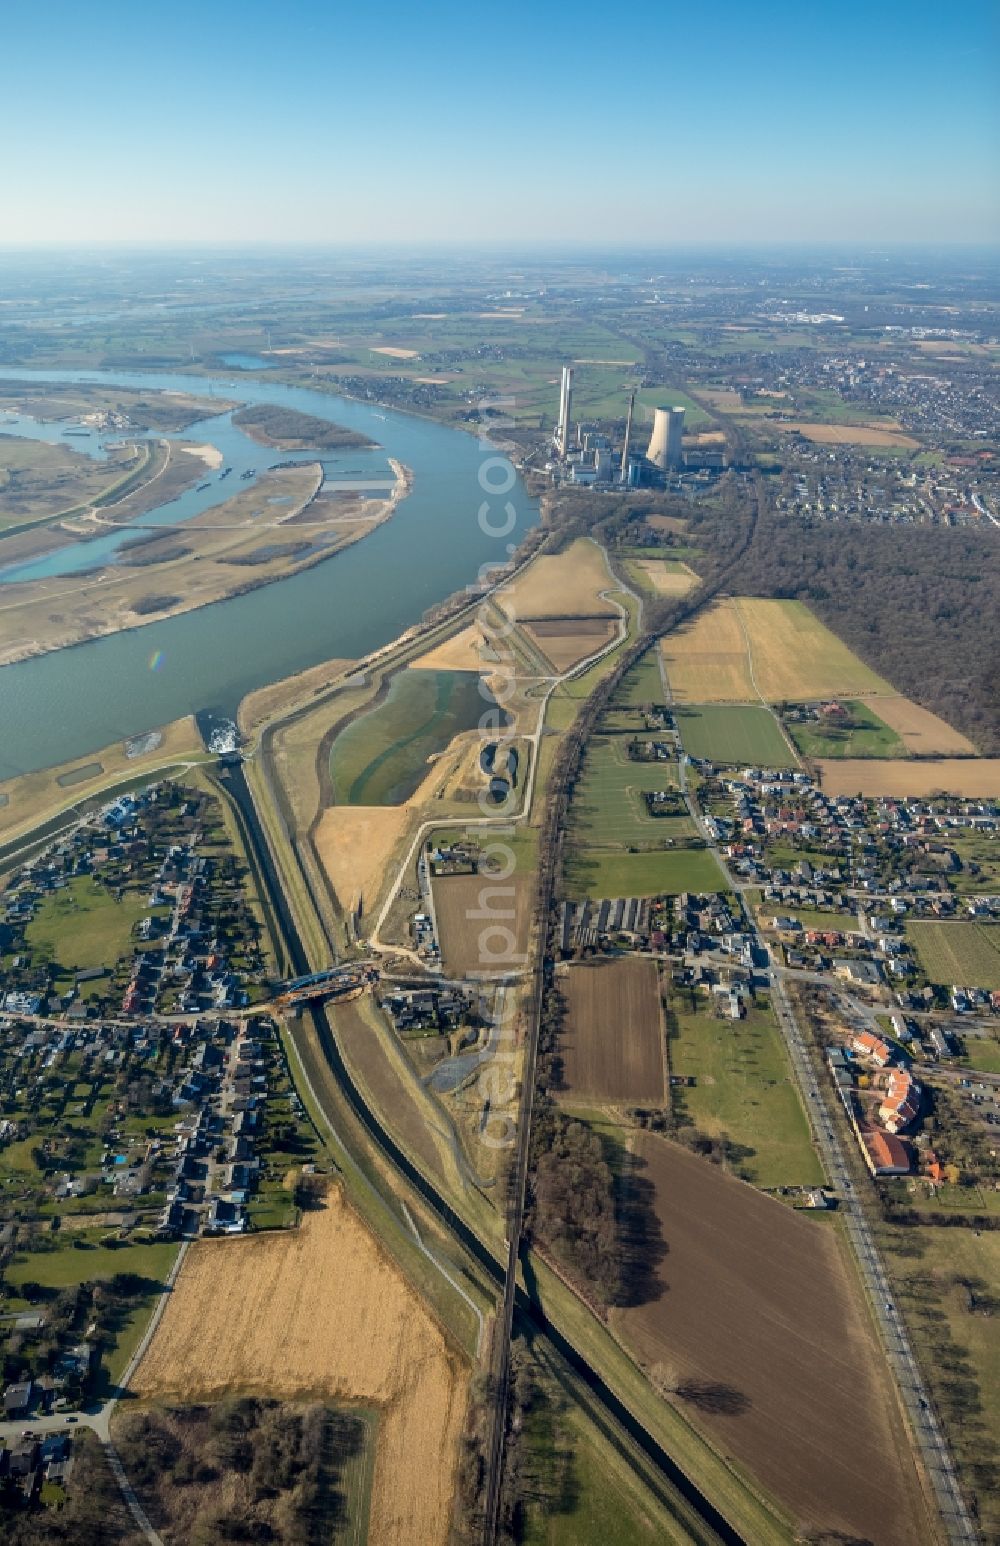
[496,537,615,621]
[662,598,892,704]
[131,1190,468,1546]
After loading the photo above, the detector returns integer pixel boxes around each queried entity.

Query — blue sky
[2,0,997,244]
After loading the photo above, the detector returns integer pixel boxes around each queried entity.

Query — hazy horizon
[3,0,997,247]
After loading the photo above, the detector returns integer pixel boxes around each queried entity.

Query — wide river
[0,369,538,780]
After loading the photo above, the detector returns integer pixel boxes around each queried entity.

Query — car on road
[64,1415,79,1424]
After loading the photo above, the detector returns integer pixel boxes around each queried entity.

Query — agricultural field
[866,694,976,756]
[662,598,892,705]
[329,669,496,806]
[627,557,699,599]
[735,598,893,700]
[567,735,691,848]
[612,1137,933,1546]
[497,537,615,621]
[521,616,618,673]
[667,997,823,1187]
[563,847,727,900]
[816,758,1000,797]
[777,420,920,448]
[433,871,533,977]
[675,705,797,768]
[905,920,1000,989]
[557,958,665,1104]
[785,700,906,760]
[24,875,148,973]
[131,1188,469,1546]
[661,599,755,702]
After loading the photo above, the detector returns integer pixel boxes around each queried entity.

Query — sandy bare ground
[314,805,410,913]
[369,345,420,358]
[180,442,223,470]
[407,622,498,674]
[817,758,1000,797]
[634,559,698,598]
[131,1192,468,1546]
[867,695,976,756]
[779,421,920,448]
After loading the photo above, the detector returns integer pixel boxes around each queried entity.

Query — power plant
[548,370,724,488]
[645,405,686,471]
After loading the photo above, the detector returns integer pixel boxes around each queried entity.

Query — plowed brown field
[559,958,665,1103]
[817,758,1000,797]
[522,617,618,672]
[434,872,532,976]
[131,1192,468,1546]
[613,1138,933,1546]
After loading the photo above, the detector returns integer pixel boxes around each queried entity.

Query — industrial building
[646,405,686,470]
[548,369,724,488]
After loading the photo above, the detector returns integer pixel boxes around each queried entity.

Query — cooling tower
[646,405,685,470]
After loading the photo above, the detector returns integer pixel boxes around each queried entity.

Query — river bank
[0,458,412,669]
[0,365,538,780]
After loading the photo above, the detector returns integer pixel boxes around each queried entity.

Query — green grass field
[5,1233,180,1386]
[959,1036,1000,1075]
[329,668,493,806]
[24,876,147,973]
[616,654,666,709]
[758,905,856,932]
[667,997,824,1188]
[675,705,798,768]
[885,1227,1000,1541]
[785,701,905,760]
[568,736,690,848]
[905,921,1000,989]
[563,846,728,899]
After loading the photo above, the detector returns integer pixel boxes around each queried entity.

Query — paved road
[768,972,978,1543]
[667,696,980,1544]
